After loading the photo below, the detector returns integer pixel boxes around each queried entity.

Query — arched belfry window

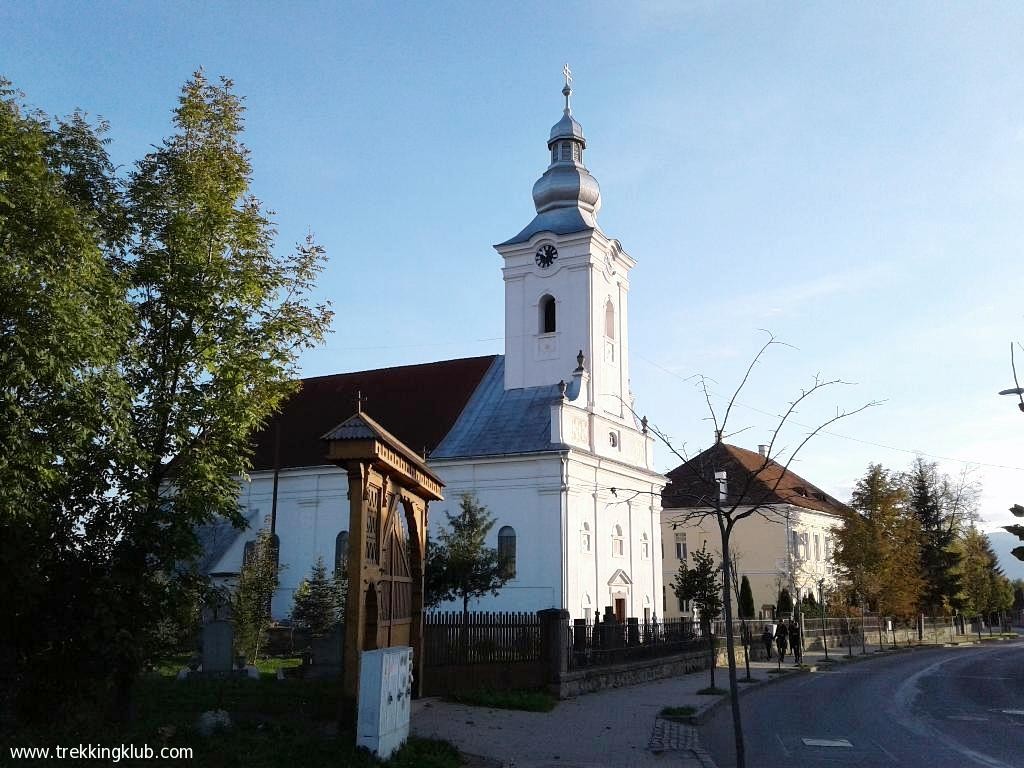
[604,300,615,339]
[498,526,517,578]
[335,530,349,577]
[540,295,556,334]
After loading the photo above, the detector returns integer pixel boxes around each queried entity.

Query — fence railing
[422,611,541,666]
[708,613,980,655]
[567,617,704,670]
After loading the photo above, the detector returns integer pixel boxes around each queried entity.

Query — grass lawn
[2,658,462,768]
[446,688,557,712]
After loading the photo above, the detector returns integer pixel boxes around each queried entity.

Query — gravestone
[308,624,345,678]
[201,620,234,673]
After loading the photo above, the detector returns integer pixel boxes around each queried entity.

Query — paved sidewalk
[411,640,988,768]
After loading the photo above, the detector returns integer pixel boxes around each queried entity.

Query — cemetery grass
[2,664,463,768]
[445,688,557,712]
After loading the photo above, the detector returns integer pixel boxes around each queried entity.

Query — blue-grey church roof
[431,356,565,459]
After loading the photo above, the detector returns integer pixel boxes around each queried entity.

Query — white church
[201,75,667,624]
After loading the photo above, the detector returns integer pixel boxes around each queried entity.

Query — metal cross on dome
[563,63,572,87]
[562,63,573,113]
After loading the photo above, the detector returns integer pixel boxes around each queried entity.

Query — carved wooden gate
[379,495,413,647]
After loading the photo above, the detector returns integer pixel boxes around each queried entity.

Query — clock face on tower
[535,244,558,269]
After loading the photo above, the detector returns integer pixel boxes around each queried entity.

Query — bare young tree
[627,333,877,768]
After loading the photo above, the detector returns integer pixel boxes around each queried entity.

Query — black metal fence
[567,617,704,670]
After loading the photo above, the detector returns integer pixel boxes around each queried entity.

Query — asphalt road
[701,643,1024,768]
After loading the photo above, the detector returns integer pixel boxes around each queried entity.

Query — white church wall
[431,455,566,612]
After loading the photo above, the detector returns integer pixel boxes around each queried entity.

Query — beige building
[660,442,847,622]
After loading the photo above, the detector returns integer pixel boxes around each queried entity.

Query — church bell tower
[495,68,635,420]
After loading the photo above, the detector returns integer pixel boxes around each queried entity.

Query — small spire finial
[562,63,573,114]
[576,349,585,372]
[356,390,365,413]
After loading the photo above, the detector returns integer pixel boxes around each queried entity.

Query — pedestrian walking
[775,621,788,662]
[789,620,802,665]
[761,625,773,660]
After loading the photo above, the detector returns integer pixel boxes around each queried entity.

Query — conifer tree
[905,458,962,614]
[738,576,755,620]
[291,555,343,638]
[673,545,723,689]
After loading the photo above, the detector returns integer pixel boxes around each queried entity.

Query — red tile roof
[662,442,847,516]
[250,355,498,471]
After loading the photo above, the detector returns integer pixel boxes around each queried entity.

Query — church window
[498,526,517,578]
[641,532,649,559]
[612,524,624,557]
[559,142,572,162]
[674,532,687,561]
[814,533,821,561]
[604,300,615,339]
[581,521,591,553]
[335,530,349,577]
[540,295,556,334]
[572,143,581,162]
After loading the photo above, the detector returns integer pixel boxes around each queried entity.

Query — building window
[498,526,516,578]
[335,530,349,577]
[814,533,821,562]
[612,524,624,557]
[604,300,615,339]
[674,532,687,561]
[540,295,556,334]
[641,532,650,559]
[678,595,691,612]
[581,521,591,553]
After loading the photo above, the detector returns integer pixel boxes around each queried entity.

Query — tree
[736,573,755,681]
[1,80,134,721]
[833,464,923,620]
[738,575,755,620]
[639,332,875,768]
[424,494,510,658]
[3,72,332,723]
[904,458,964,614]
[776,588,794,616]
[673,544,723,689]
[233,525,280,663]
[291,555,343,638]
[956,527,1013,634]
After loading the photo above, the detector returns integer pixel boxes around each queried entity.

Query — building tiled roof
[431,356,562,459]
[662,442,848,516]
[250,355,498,471]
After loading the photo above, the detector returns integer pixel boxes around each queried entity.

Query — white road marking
[802,738,853,747]
[872,739,898,762]
[774,734,791,757]
[1001,710,1024,716]
[948,715,989,722]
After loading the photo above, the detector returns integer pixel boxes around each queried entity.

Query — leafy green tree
[834,464,923,620]
[291,555,343,638]
[3,72,331,723]
[673,545,723,689]
[1,80,134,721]
[425,494,510,658]
[233,526,281,663]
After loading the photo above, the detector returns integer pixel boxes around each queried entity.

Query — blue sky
[5,3,1023,554]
